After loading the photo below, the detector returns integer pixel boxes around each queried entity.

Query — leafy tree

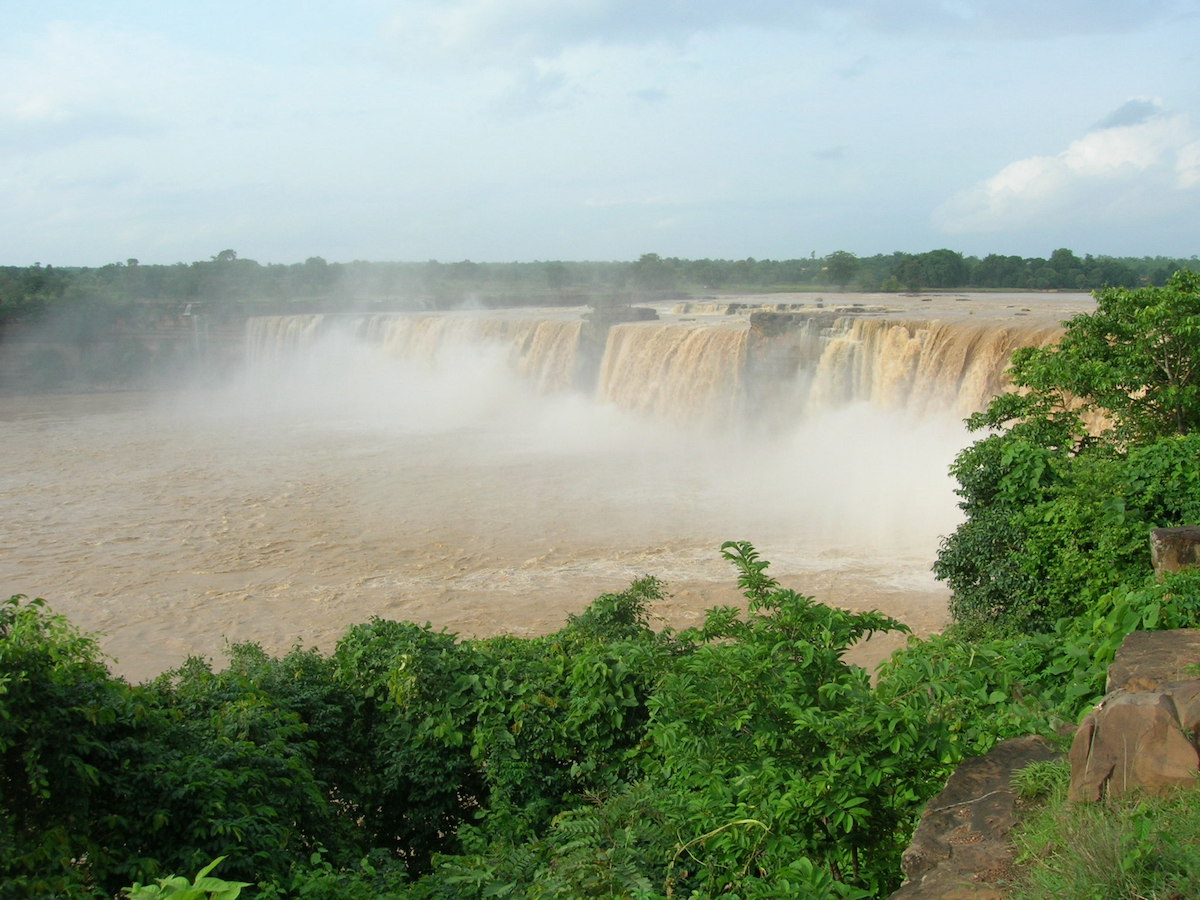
[1047,247,1084,289]
[330,619,483,870]
[140,647,365,880]
[630,253,679,292]
[973,254,1028,288]
[543,261,569,292]
[936,269,1200,632]
[974,268,1200,447]
[638,542,933,896]
[824,251,860,289]
[0,596,125,896]
[897,249,969,290]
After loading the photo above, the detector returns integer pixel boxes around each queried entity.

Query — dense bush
[0,548,981,898]
[7,535,1198,898]
[936,270,1200,633]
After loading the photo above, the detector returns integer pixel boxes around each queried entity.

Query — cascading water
[244,314,326,361]
[800,317,1063,417]
[243,306,1059,425]
[596,322,749,427]
[247,312,585,394]
[2,293,1094,683]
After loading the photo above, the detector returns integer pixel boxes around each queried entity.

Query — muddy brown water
[1,292,1094,681]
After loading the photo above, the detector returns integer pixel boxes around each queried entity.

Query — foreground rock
[1149,526,1200,574]
[1067,629,1200,802]
[891,628,1200,897]
[889,735,1060,899]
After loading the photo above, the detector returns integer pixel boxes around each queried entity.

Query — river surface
[1,292,1093,681]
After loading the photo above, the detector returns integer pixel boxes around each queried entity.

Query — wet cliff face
[597,321,749,427]
[246,301,1065,430]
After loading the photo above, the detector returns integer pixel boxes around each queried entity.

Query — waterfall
[804,318,1062,416]
[245,314,325,362]
[596,322,749,427]
[593,314,1060,427]
[245,307,1064,426]
[246,312,584,393]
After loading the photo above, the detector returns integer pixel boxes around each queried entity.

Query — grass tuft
[1010,784,1200,899]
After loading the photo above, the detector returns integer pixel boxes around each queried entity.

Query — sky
[2,1,1198,267]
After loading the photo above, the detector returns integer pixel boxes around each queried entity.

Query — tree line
[1,247,1195,329]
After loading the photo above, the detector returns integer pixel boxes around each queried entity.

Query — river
[0,291,1093,681]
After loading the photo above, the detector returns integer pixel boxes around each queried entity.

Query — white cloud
[935,104,1200,233]
[1177,140,1200,189]
[379,0,1187,65]
[0,22,183,127]
[382,0,802,61]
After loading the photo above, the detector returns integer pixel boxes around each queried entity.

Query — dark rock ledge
[889,734,1061,899]
[890,627,1200,899]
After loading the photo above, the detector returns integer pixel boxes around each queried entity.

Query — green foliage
[253,850,410,900]
[1012,789,1200,898]
[562,575,663,643]
[1048,568,1200,700]
[323,584,668,874]
[415,782,676,899]
[936,274,1200,631]
[824,250,860,289]
[20,528,1193,899]
[1010,760,1070,801]
[137,650,359,885]
[637,542,928,895]
[0,594,136,897]
[1016,269,1200,444]
[875,633,1062,758]
[330,619,482,869]
[925,268,1200,900]
[964,268,1200,448]
[124,858,250,900]
[953,449,1136,629]
[398,545,918,898]
[467,630,657,832]
[939,434,1200,633]
[2,595,388,895]
[896,249,968,291]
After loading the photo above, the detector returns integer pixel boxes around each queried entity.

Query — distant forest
[1,247,1197,328]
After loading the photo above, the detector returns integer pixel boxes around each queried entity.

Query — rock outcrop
[1149,526,1200,574]
[1067,629,1200,802]
[1103,628,1200,692]
[891,627,1200,898]
[889,735,1061,899]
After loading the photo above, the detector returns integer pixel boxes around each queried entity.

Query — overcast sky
[3,1,1198,267]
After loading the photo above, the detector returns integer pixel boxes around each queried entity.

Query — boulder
[1149,525,1200,574]
[1067,690,1199,802]
[1068,629,1200,802]
[1106,629,1200,692]
[889,735,1060,899]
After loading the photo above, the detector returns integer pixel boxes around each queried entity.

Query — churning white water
[0,293,1093,681]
